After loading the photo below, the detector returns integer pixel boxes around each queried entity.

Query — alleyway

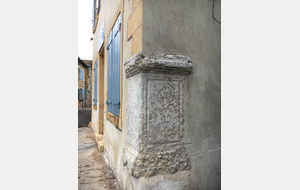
[78,108,92,128]
[78,126,117,189]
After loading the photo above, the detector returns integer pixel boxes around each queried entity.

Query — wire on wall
[213,0,221,24]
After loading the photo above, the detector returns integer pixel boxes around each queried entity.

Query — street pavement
[78,108,92,128]
[78,127,117,190]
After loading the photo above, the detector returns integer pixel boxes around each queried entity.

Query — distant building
[78,57,92,109]
[91,0,220,189]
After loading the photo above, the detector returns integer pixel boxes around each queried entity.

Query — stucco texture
[142,0,221,189]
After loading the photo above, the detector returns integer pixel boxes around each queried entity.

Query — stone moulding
[122,53,192,178]
[124,53,193,78]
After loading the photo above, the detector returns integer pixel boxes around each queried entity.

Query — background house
[91,0,220,189]
[78,57,92,109]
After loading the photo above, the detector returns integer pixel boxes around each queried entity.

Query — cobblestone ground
[78,127,117,190]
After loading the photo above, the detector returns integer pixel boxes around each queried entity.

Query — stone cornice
[124,53,193,78]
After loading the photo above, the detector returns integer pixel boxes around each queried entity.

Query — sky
[78,0,93,60]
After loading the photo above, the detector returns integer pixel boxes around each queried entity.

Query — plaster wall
[142,0,221,189]
[101,0,134,188]
[92,0,121,135]
[91,58,98,133]
[91,0,137,188]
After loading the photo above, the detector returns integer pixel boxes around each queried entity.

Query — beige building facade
[91,0,220,189]
[78,57,92,109]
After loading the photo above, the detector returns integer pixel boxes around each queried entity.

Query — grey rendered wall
[142,0,221,189]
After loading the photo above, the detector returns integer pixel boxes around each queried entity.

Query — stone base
[95,133,104,153]
[136,170,190,190]
[122,170,190,190]
[122,53,192,179]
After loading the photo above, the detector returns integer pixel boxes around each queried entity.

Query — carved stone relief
[123,53,192,178]
[146,79,182,143]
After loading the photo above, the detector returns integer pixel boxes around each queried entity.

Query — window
[82,88,85,99]
[78,88,82,100]
[93,60,98,106]
[79,69,81,80]
[92,0,95,29]
[82,69,85,81]
[106,14,121,116]
[92,0,101,31]
[96,0,100,15]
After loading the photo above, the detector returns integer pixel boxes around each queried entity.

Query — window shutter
[78,88,80,100]
[112,15,121,116]
[94,60,98,106]
[92,0,95,29]
[82,88,85,99]
[107,29,113,112]
[79,69,81,80]
[107,14,121,116]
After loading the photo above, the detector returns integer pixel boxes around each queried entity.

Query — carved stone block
[123,53,192,178]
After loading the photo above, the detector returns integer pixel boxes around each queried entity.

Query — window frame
[92,0,101,33]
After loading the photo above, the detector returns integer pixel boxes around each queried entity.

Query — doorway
[98,47,105,134]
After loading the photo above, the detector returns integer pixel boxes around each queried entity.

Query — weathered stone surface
[124,53,193,78]
[122,54,192,178]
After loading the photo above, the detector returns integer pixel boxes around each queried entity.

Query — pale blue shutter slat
[93,65,95,105]
[112,15,121,116]
[110,26,114,113]
[82,89,85,99]
[107,30,113,112]
[93,0,95,28]
[95,66,97,105]
[79,69,81,80]
[94,61,98,106]
[106,14,121,116]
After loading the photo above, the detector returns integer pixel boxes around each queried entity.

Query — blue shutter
[93,0,95,29]
[112,15,121,116]
[93,60,98,106]
[107,14,121,116]
[78,88,80,100]
[82,89,85,99]
[95,63,98,105]
[79,69,81,80]
[106,29,113,112]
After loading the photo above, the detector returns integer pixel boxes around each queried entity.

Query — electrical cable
[213,0,221,24]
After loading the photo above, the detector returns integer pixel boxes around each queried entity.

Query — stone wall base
[133,170,190,190]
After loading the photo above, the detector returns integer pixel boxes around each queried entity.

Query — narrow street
[78,109,117,190]
[78,108,92,128]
